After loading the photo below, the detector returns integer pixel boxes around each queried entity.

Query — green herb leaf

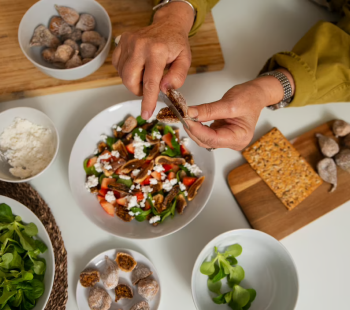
[23,223,38,237]
[231,285,251,308]
[211,264,226,283]
[225,244,242,258]
[136,116,147,126]
[106,136,117,149]
[164,125,175,135]
[207,278,221,295]
[33,260,46,275]
[226,256,238,266]
[0,288,17,305]
[179,165,194,177]
[212,294,226,304]
[148,194,160,216]
[200,258,217,276]
[132,128,147,141]
[0,204,15,223]
[242,289,257,310]
[83,158,100,177]
[116,178,133,188]
[227,265,245,286]
[225,291,233,303]
[15,229,36,252]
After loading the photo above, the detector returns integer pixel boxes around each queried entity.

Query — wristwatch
[259,71,293,110]
[153,0,197,19]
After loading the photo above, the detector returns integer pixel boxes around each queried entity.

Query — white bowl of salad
[69,100,215,239]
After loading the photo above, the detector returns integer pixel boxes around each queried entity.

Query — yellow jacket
[154,0,350,107]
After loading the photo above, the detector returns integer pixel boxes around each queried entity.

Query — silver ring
[206,148,216,152]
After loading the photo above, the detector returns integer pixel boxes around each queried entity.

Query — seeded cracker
[242,128,322,210]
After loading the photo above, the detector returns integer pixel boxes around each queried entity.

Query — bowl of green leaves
[0,196,55,310]
[191,229,298,310]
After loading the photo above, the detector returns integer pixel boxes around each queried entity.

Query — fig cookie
[157,89,195,123]
[80,268,100,288]
[115,283,133,302]
[137,278,160,300]
[116,252,137,272]
[101,256,119,289]
[130,301,150,310]
[88,286,112,310]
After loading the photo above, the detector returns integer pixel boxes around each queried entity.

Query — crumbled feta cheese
[140,200,145,208]
[139,128,143,132]
[100,134,107,141]
[112,124,117,129]
[175,138,178,142]
[180,137,189,146]
[153,165,165,173]
[130,185,135,190]
[98,152,111,162]
[109,176,113,178]
[104,163,112,170]
[136,184,141,190]
[170,178,177,185]
[129,211,135,216]
[142,186,153,193]
[162,180,173,192]
[154,132,162,140]
[147,170,152,175]
[129,190,132,193]
[111,150,120,158]
[150,178,158,185]
[105,191,116,203]
[152,200,155,204]
[126,196,139,210]
[135,212,140,216]
[184,191,188,196]
[179,182,186,191]
[133,134,151,159]
[132,169,140,177]
[184,163,202,176]
[161,172,167,180]
[159,143,165,152]
[93,149,99,155]
[119,175,131,180]
[149,215,161,224]
[85,175,98,190]
[147,115,156,123]
[116,126,122,132]
[165,147,168,150]
[94,162,103,173]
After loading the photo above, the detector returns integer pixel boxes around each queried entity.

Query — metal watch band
[153,0,197,19]
[259,71,293,111]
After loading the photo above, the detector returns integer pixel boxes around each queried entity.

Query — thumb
[188,100,233,122]
[160,52,191,92]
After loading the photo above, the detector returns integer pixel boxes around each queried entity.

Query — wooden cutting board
[228,121,350,240]
[0,0,224,102]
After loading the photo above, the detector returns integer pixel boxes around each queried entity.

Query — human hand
[185,69,295,150]
[112,2,195,120]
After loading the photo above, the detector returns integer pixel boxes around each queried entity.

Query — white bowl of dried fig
[18,0,112,80]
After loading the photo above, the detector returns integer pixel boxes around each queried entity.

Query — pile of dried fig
[30,5,107,69]
[316,119,350,192]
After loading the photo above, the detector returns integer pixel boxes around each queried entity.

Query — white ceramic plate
[69,100,215,239]
[76,248,161,310]
[192,229,299,310]
[0,196,55,310]
[0,107,59,183]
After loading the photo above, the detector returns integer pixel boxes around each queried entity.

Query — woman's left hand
[185,70,294,150]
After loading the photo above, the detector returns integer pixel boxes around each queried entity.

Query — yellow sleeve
[260,3,350,107]
[153,0,220,36]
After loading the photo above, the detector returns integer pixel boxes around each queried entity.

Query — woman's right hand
[112,2,195,120]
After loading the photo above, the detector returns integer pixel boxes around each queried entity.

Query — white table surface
[1,0,349,309]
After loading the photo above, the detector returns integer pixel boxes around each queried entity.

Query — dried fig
[316,133,339,157]
[54,44,74,63]
[115,284,133,302]
[82,31,103,46]
[122,116,138,133]
[76,13,96,31]
[64,39,79,51]
[80,268,100,287]
[49,16,72,36]
[88,286,112,310]
[61,27,82,41]
[80,43,97,59]
[82,58,93,64]
[333,120,350,137]
[137,278,160,301]
[342,133,350,148]
[42,48,56,63]
[55,5,80,25]
[335,149,350,173]
[65,50,82,69]
[30,25,60,48]
[95,37,107,57]
[130,301,150,310]
[317,158,337,192]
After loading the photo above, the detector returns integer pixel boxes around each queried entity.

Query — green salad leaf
[106,136,117,149]
[132,128,147,141]
[83,159,100,177]
[136,116,147,126]
[116,178,133,188]
[0,204,47,309]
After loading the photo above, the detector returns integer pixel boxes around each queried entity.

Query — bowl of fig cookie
[18,0,112,80]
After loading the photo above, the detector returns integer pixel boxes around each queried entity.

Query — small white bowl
[0,107,59,183]
[18,0,112,80]
[192,229,299,310]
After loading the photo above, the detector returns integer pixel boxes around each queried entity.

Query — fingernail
[188,107,198,119]
[141,110,150,120]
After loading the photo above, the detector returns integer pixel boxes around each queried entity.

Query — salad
[0,203,47,310]
[84,115,205,226]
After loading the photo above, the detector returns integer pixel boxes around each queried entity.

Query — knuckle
[171,71,187,87]
[151,42,167,55]
[143,79,159,93]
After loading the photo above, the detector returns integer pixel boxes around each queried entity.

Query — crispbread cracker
[243,128,322,210]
